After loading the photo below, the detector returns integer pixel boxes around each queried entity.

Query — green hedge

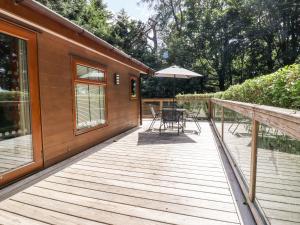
[177,64,300,110]
[0,91,28,101]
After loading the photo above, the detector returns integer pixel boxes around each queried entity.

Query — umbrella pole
[172,75,175,129]
[173,74,175,108]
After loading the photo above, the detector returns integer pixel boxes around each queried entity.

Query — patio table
[159,108,186,135]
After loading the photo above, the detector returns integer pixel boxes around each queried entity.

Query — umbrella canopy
[155,65,202,79]
[154,65,203,106]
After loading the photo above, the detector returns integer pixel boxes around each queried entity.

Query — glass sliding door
[0,20,42,186]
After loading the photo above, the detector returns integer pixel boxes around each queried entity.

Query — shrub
[177,64,300,110]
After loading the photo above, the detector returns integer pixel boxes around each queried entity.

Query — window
[130,76,138,100]
[0,19,43,184]
[73,58,107,133]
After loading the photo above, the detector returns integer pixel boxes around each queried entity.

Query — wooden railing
[142,98,175,118]
[209,98,300,225]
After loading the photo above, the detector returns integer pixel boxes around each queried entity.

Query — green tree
[36,0,111,39]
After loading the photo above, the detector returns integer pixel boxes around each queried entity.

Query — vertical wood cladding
[37,32,140,166]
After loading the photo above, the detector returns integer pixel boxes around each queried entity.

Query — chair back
[161,109,181,122]
[149,105,156,118]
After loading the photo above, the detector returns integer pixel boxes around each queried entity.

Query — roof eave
[17,0,154,75]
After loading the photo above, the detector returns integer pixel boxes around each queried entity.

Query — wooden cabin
[0,0,153,186]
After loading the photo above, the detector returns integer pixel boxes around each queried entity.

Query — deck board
[0,121,241,225]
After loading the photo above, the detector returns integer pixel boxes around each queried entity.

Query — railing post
[221,106,224,140]
[249,119,259,202]
[159,99,163,111]
[208,99,212,119]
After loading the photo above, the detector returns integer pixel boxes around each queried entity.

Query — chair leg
[148,117,156,130]
[193,116,201,133]
[159,120,163,135]
[233,122,240,134]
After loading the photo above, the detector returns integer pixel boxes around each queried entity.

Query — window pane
[76,64,104,82]
[99,86,106,124]
[0,32,33,174]
[75,84,90,130]
[131,79,137,97]
[89,85,101,126]
[75,83,106,131]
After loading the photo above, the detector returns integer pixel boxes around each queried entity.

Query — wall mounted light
[114,73,120,85]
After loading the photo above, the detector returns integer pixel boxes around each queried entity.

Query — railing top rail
[211,98,300,140]
[142,98,175,102]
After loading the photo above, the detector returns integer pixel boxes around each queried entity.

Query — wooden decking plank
[269,218,300,225]
[45,176,237,212]
[65,164,231,196]
[259,200,300,213]
[229,157,300,172]
[34,182,240,223]
[0,209,49,225]
[84,154,224,171]
[92,151,223,165]
[257,192,300,207]
[257,186,300,198]
[54,171,234,203]
[70,164,229,189]
[9,192,170,225]
[238,166,300,180]
[21,187,239,225]
[82,156,226,178]
[0,200,105,225]
[72,162,229,188]
[265,208,300,223]
[89,154,223,169]
[83,156,226,176]
[99,149,222,160]
[79,160,228,183]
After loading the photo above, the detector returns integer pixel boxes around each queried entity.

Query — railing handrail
[142,98,175,102]
[211,98,300,140]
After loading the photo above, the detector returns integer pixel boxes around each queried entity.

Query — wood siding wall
[37,31,140,167]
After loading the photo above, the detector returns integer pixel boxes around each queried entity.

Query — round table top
[162,108,186,112]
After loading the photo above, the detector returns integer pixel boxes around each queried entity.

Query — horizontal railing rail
[211,98,300,140]
[142,98,175,118]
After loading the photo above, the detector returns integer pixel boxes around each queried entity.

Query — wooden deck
[0,121,243,225]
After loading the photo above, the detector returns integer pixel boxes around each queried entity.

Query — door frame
[0,19,43,186]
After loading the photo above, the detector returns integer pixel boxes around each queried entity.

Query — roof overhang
[1,0,154,75]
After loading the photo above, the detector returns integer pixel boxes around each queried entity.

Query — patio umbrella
[155,65,203,106]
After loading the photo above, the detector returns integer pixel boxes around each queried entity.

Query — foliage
[36,0,300,98]
[141,0,300,95]
[177,64,300,110]
[0,91,23,101]
[36,0,111,40]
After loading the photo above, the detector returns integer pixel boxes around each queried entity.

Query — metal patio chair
[184,103,201,134]
[148,105,160,130]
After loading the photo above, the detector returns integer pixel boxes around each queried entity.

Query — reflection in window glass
[222,108,252,186]
[213,104,222,135]
[76,84,106,131]
[75,63,106,132]
[255,124,300,225]
[0,32,33,174]
[76,64,105,81]
[130,78,137,98]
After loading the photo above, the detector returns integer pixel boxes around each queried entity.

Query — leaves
[177,64,300,110]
